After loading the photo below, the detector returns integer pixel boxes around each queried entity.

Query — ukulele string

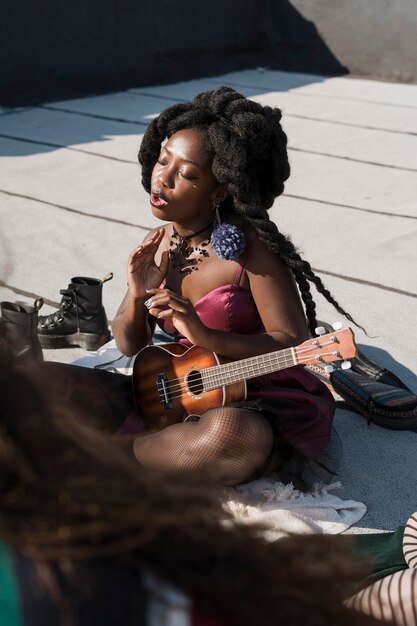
[158,348,342,403]
[159,351,295,395]
[296,339,337,353]
[158,338,338,396]
[296,351,341,364]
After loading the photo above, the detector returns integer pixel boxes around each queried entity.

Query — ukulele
[132,327,357,432]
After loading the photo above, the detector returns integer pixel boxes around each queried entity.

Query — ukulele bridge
[156,372,172,410]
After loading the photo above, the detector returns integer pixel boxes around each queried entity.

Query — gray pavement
[1,69,416,532]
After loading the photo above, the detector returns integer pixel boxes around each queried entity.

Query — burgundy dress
[154,244,336,464]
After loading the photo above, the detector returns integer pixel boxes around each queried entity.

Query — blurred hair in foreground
[0,340,376,626]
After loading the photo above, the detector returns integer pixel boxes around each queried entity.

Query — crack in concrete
[314,268,417,299]
[0,189,152,230]
[284,194,417,220]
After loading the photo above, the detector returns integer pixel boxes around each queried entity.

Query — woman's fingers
[145,287,176,297]
[128,246,150,270]
[152,308,174,319]
[145,288,187,305]
[147,227,164,249]
[147,299,189,316]
[126,229,167,299]
[145,291,190,316]
[129,245,143,261]
[129,231,165,273]
[145,290,205,346]
[130,241,156,260]
[129,228,164,261]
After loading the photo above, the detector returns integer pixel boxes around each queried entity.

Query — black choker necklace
[169,221,214,275]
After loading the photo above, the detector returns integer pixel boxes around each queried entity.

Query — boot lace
[38,289,77,329]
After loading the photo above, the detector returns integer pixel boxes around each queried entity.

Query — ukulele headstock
[295,326,357,368]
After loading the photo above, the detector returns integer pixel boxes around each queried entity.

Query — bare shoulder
[243,233,307,338]
[245,233,290,279]
[141,223,171,244]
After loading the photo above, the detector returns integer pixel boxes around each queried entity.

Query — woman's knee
[198,407,274,483]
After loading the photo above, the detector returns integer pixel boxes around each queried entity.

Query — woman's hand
[145,288,209,346]
[128,228,169,300]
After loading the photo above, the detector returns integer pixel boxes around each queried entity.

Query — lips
[150,190,169,208]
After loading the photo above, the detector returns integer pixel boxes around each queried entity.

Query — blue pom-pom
[211,223,246,261]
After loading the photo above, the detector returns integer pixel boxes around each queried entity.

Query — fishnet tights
[133,407,274,486]
[36,363,274,486]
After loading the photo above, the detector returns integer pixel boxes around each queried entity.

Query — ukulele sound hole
[187,369,204,396]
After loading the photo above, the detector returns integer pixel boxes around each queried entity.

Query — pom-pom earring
[211,206,246,261]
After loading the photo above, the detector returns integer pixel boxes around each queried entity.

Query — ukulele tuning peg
[341,360,351,370]
[332,321,343,330]
[315,326,326,336]
[324,365,334,374]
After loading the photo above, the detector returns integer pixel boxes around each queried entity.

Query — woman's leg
[132,407,274,485]
[346,569,417,625]
[34,363,275,485]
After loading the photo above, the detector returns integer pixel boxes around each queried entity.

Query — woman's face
[150,128,224,228]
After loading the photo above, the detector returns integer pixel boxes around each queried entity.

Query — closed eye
[157,157,197,180]
[177,170,197,181]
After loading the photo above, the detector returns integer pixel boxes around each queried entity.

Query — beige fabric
[222,478,367,541]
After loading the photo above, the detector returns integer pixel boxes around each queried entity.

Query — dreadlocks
[139,86,361,334]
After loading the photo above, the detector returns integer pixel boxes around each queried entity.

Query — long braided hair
[139,86,361,334]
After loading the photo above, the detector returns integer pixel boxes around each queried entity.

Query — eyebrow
[162,146,200,168]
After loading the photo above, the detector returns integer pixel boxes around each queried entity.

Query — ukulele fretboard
[201,348,296,390]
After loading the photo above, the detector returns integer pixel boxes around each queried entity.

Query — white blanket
[222,478,366,541]
[72,340,367,538]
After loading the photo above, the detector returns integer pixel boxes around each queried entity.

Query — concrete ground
[1,69,416,533]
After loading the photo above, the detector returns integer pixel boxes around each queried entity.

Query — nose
[156,164,174,189]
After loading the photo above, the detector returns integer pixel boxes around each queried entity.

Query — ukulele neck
[201,347,296,391]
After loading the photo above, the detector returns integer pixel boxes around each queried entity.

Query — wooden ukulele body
[132,343,246,432]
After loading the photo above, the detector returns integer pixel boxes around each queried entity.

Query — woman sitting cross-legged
[111,86,361,484]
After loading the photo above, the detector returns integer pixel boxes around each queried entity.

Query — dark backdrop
[1,0,346,106]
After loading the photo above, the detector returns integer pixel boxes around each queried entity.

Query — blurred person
[0,345,389,626]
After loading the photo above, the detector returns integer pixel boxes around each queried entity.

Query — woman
[112,86,357,485]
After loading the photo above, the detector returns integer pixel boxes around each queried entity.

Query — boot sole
[38,330,111,351]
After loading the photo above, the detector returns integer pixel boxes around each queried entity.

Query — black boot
[0,299,44,362]
[37,273,113,351]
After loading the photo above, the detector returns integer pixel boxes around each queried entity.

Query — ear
[211,185,229,206]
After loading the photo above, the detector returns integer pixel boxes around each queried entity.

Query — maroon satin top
[152,237,335,460]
